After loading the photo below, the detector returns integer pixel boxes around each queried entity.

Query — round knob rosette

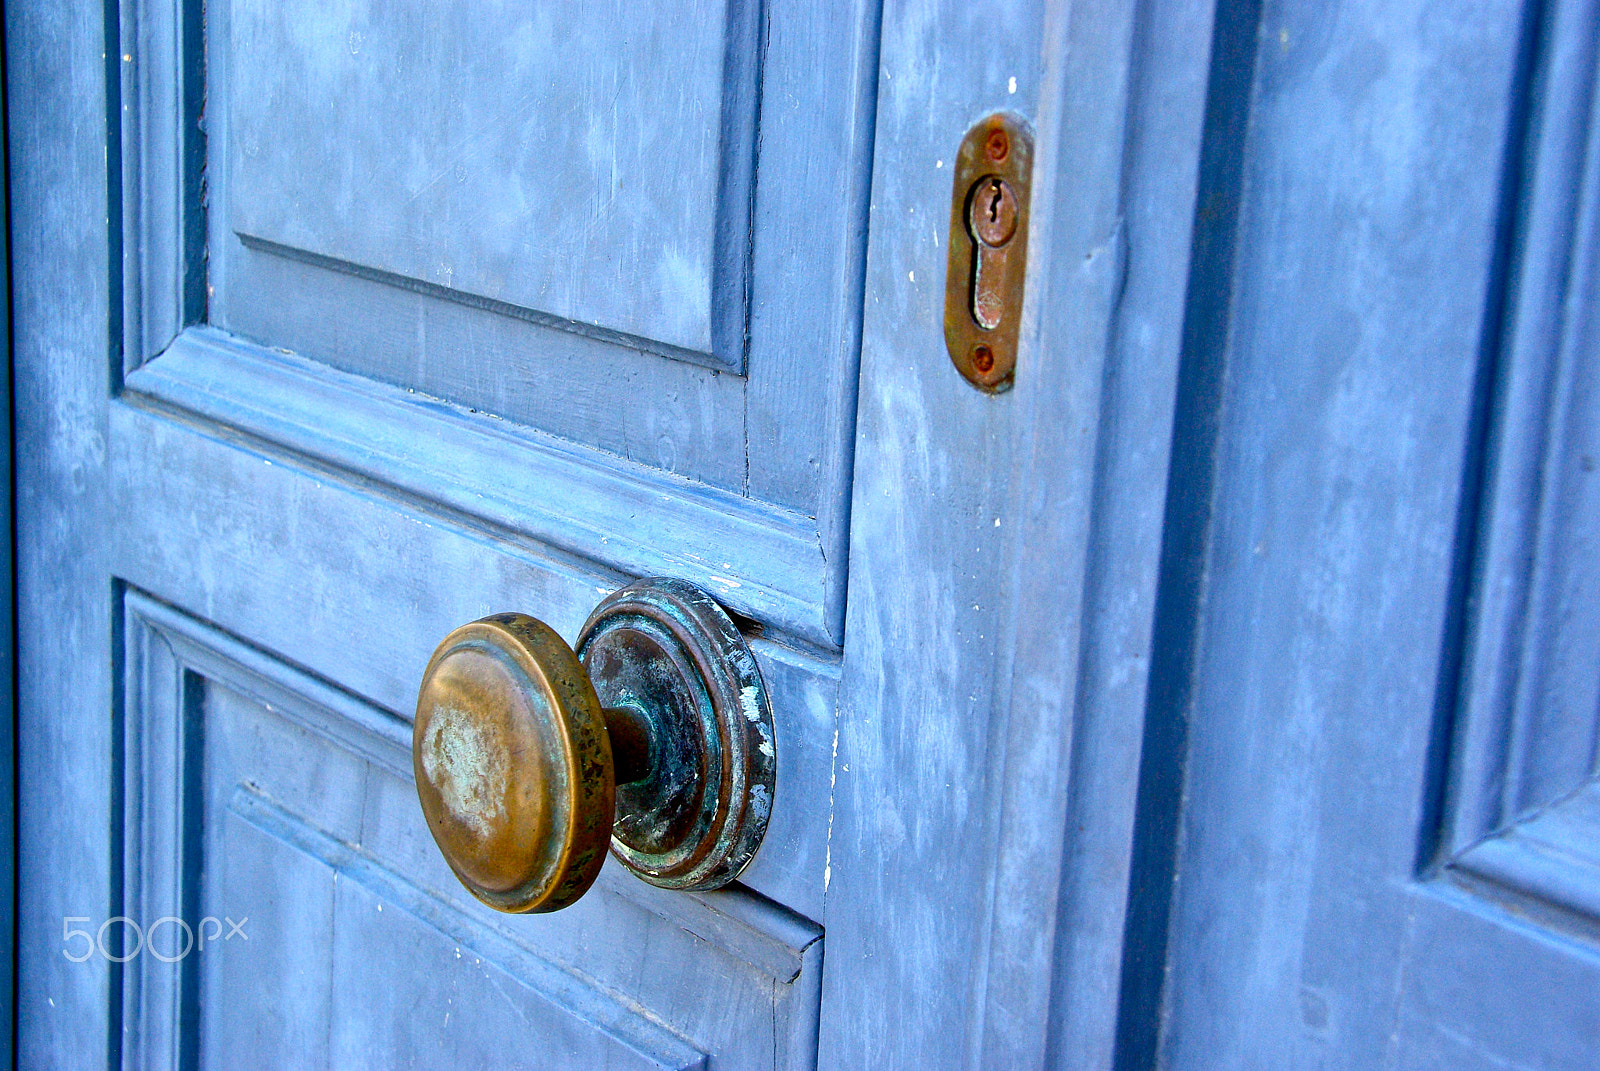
[412,579,776,913]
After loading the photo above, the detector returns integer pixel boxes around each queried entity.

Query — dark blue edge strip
[103,0,125,1064]
[179,0,205,330]
[1413,0,1551,878]
[178,670,204,1071]
[1110,0,1262,1067]
[0,0,13,1064]
[107,584,126,1071]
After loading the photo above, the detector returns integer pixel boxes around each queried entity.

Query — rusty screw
[972,345,995,373]
[985,128,1009,161]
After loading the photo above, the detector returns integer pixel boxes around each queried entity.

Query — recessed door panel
[191,0,867,520]
[119,592,823,1070]
[95,0,869,1064]
[226,0,746,364]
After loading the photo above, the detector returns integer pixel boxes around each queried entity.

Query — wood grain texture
[823,5,1047,1061]
[115,0,204,371]
[1432,0,1600,946]
[9,0,120,1064]
[740,0,878,540]
[226,0,744,364]
[47,0,1600,1064]
[1455,782,1600,924]
[1153,0,1600,1066]
[819,1,1207,1068]
[202,0,876,525]
[0,12,16,1066]
[1441,0,1600,856]
[122,589,825,1070]
[105,394,838,924]
[126,325,839,649]
[217,235,754,495]
[1042,3,1219,1068]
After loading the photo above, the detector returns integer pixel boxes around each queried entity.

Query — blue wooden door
[14,0,1599,1068]
[1126,0,1600,1066]
[17,0,878,1065]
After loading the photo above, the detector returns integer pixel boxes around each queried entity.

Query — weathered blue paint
[14,0,1600,1067]
[1145,0,1600,1066]
[821,1,1213,1067]
[16,0,876,1063]
[0,20,15,1070]
[1114,0,1262,1066]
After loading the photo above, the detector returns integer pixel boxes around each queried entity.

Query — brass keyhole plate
[943,113,1033,393]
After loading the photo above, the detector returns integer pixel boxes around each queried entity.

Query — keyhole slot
[966,176,1018,331]
[969,176,1018,248]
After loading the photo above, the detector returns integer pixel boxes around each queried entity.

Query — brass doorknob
[412,578,775,913]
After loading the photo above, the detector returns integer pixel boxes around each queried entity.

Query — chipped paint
[824,722,839,893]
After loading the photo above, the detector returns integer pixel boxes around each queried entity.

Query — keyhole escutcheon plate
[943,113,1033,393]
